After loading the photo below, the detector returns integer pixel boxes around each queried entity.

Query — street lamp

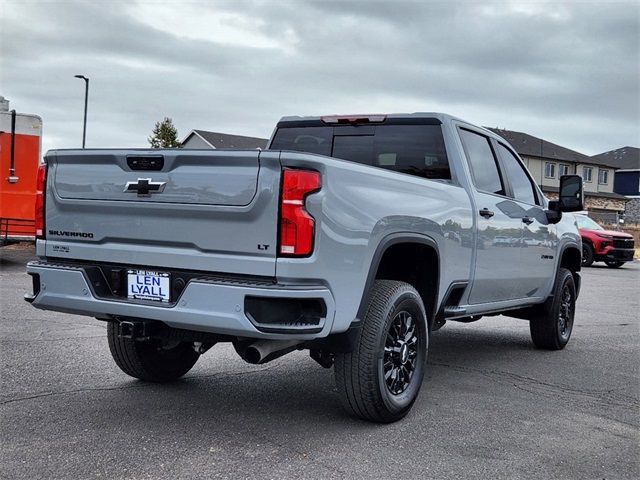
[74,75,89,148]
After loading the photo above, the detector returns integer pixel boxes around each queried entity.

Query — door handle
[522,216,534,225]
[479,208,494,219]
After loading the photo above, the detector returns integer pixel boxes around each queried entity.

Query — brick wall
[585,196,627,212]
[623,198,640,224]
[544,192,626,212]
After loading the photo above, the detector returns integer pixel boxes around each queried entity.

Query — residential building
[591,147,640,223]
[488,128,626,217]
[181,130,268,150]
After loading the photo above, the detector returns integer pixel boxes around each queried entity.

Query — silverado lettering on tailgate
[48,230,94,238]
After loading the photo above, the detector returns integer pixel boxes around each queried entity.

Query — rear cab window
[269,120,451,181]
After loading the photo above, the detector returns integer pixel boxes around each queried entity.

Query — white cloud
[125,1,299,53]
[1,0,638,156]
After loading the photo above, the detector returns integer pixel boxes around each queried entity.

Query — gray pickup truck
[25,113,584,422]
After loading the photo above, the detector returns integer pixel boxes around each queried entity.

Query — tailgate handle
[127,155,164,171]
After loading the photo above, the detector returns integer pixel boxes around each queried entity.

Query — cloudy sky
[2,0,638,155]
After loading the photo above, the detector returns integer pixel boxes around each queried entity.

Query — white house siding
[575,164,614,194]
[596,168,613,193]
[578,164,598,193]
[523,156,543,184]
[524,157,560,189]
[543,160,560,189]
[182,134,213,149]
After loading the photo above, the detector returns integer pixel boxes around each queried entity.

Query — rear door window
[459,129,504,195]
[270,124,451,180]
[496,143,538,205]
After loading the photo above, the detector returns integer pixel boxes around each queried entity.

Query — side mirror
[558,175,584,212]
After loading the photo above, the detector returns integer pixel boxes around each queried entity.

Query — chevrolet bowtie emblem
[124,178,167,196]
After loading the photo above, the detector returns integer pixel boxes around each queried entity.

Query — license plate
[127,269,170,302]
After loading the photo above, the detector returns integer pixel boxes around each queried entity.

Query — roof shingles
[487,128,590,164]
[189,130,268,149]
[591,147,639,170]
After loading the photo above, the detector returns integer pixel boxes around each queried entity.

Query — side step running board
[443,306,467,318]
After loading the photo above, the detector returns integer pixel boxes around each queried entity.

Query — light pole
[74,75,89,148]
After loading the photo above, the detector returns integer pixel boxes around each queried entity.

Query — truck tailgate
[43,149,281,276]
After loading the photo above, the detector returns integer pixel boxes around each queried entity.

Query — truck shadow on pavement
[8,320,605,480]
[17,327,541,436]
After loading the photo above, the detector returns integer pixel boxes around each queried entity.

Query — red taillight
[35,163,47,238]
[278,169,321,257]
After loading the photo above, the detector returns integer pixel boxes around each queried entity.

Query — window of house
[583,166,593,182]
[459,129,504,195]
[598,169,608,185]
[496,143,538,205]
[559,164,570,177]
[544,162,556,178]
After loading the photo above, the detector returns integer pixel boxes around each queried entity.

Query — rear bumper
[25,261,336,340]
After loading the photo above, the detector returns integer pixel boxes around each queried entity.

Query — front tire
[605,260,624,268]
[529,268,576,350]
[334,280,428,423]
[581,243,594,267]
[107,322,200,382]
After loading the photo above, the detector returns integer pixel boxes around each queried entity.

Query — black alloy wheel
[334,280,428,423]
[557,283,575,342]
[384,310,419,395]
[530,268,576,350]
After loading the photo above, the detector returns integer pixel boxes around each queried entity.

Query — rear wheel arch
[357,234,440,329]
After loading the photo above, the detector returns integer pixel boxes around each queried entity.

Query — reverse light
[35,163,47,238]
[278,169,321,257]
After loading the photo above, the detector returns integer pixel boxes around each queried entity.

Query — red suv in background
[575,214,635,268]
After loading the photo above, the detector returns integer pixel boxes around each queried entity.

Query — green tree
[148,117,182,148]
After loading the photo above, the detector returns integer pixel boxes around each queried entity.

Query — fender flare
[557,241,582,297]
[355,232,440,323]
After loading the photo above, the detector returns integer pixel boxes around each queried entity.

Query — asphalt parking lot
[1,246,638,480]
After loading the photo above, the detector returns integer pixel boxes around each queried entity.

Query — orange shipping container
[0,110,43,243]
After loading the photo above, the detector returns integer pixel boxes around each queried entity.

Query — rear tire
[334,280,428,423]
[605,260,624,268]
[529,268,576,350]
[107,322,199,382]
[581,243,594,267]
